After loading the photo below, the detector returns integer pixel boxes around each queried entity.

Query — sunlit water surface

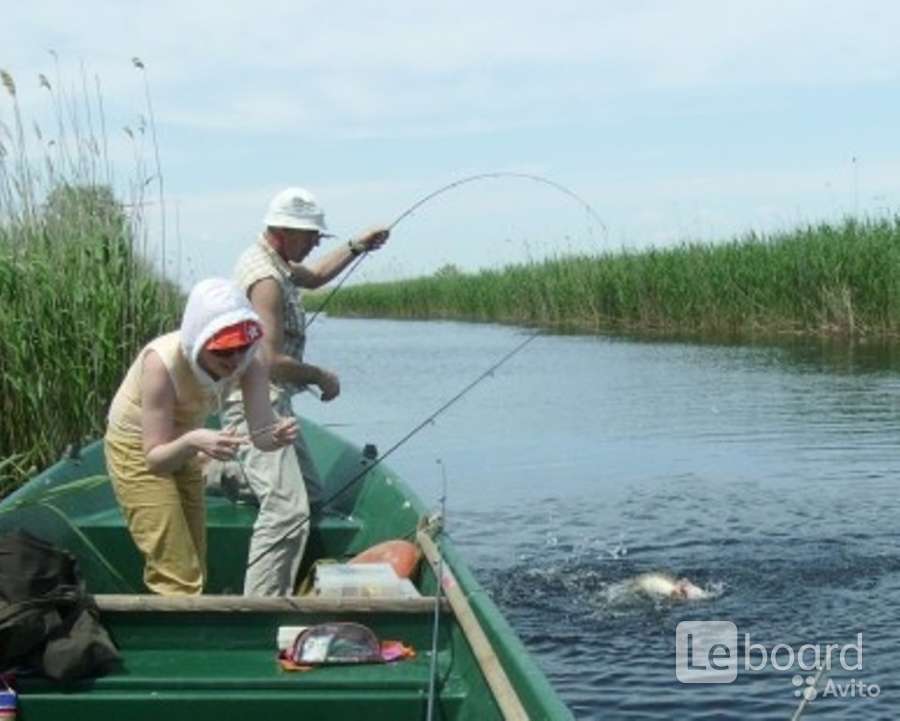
[298,317,900,720]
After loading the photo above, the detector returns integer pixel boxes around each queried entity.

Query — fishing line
[248,172,599,569]
[245,327,541,570]
[304,171,605,329]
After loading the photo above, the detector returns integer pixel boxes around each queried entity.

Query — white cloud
[4,1,900,136]
[4,0,900,286]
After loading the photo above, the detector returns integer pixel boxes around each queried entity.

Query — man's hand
[352,227,390,252]
[289,227,390,288]
[315,368,341,401]
[269,417,298,448]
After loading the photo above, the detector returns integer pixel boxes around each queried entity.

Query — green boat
[0,416,574,720]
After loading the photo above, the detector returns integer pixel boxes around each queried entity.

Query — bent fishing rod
[246,172,603,569]
[245,326,541,570]
[304,171,606,329]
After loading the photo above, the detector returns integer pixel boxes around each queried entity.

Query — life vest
[348,540,420,579]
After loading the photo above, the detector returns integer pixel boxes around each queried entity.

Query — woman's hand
[187,428,247,460]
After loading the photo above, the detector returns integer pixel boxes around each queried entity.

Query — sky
[1,1,899,285]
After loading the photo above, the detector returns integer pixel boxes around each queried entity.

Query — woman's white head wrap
[179,278,261,390]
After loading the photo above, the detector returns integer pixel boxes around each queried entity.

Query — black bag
[0,531,120,681]
[0,531,79,601]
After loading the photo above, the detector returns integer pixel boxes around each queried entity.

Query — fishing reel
[418,510,444,538]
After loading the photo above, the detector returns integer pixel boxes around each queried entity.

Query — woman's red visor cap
[205,320,263,351]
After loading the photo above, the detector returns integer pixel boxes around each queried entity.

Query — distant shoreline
[308,218,900,340]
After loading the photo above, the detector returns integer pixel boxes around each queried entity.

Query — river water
[298,317,899,720]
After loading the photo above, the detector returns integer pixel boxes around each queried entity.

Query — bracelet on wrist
[348,240,364,257]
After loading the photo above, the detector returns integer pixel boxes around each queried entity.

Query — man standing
[215,187,388,596]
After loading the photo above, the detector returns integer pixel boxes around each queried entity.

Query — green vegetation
[314,218,900,337]
[0,66,182,494]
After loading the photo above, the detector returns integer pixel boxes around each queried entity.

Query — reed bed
[0,65,182,495]
[315,218,900,337]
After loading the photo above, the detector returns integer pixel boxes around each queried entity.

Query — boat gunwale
[95,594,449,613]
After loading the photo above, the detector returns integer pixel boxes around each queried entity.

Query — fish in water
[630,572,711,601]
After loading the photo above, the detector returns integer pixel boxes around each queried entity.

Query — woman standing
[105,278,296,595]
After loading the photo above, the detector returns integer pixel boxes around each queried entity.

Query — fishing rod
[304,171,606,329]
[247,172,602,569]
[245,326,541,570]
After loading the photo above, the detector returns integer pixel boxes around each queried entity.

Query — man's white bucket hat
[264,187,333,236]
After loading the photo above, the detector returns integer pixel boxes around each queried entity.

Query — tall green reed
[313,218,900,338]
[0,63,182,495]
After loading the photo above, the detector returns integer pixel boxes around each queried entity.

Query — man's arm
[239,357,298,450]
[289,227,389,289]
[249,277,340,400]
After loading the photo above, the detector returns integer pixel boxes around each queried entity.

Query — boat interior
[0,420,562,720]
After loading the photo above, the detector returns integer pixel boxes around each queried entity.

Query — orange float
[349,539,421,579]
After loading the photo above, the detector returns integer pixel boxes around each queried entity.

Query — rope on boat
[304,171,606,328]
[0,475,135,592]
[0,474,110,513]
[37,502,136,593]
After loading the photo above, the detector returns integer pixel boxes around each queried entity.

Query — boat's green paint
[1,418,574,720]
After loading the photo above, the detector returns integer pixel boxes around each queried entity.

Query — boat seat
[17,649,468,720]
[22,648,455,690]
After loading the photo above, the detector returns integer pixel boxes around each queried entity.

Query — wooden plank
[95,594,447,614]
[417,532,530,721]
